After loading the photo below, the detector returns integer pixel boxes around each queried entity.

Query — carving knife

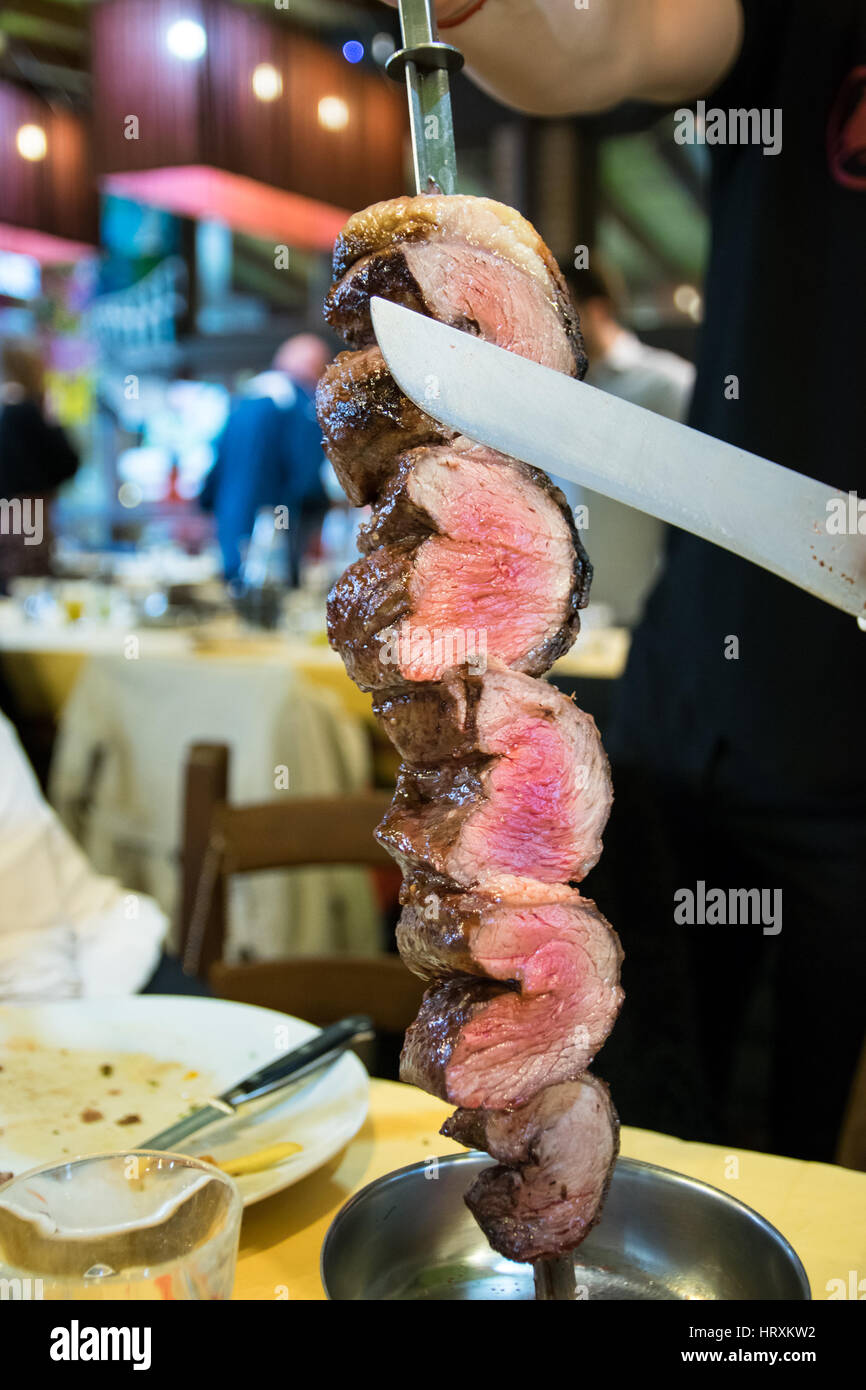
[369,297,866,620]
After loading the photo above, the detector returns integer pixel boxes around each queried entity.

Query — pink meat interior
[468,715,583,881]
[398,450,573,682]
[447,899,621,1109]
[402,241,575,374]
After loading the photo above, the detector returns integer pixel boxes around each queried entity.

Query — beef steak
[442,1074,619,1262]
[375,667,612,889]
[326,194,585,378]
[398,881,623,1109]
[327,441,591,689]
[315,347,453,506]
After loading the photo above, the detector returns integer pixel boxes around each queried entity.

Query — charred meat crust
[373,671,485,764]
[395,880,484,980]
[376,760,489,878]
[315,348,452,506]
[325,541,413,687]
[395,880,624,987]
[399,975,515,1101]
[324,246,428,349]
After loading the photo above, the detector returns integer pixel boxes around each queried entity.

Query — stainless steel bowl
[322,1152,810,1300]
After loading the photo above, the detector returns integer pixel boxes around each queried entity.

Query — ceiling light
[317,96,349,132]
[16,124,47,161]
[252,63,282,101]
[166,19,207,61]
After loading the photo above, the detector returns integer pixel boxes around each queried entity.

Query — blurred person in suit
[200,334,331,585]
[0,341,79,594]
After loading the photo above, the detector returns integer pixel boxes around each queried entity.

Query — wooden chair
[208,955,425,1036]
[836,1038,866,1171]
[179,742,396,976]
[178,744,421,1072]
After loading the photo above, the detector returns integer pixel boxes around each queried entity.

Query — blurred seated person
[0,341,79,595]
[566,264,696,625]
[570,264,695,419]
[200,334,331,585]
[0,709,168,1002]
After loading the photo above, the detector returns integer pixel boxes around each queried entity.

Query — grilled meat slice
[332,194,582,301]
[442,1074,619,1261]
[327,441,591,690]
[372,661,598,766]
[375,670,612,889]
[315,347,453,506]
[398,881,623,1109]
[326,243,584,375]
[325,194,585,376]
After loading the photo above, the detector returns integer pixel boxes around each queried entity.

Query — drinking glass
[0,1151,242,1300]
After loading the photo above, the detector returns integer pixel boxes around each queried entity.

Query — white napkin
[0,712,167,1002]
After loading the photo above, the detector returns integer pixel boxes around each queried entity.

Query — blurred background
[0,0,709,1015]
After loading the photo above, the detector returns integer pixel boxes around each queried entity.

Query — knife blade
[141,1014,374,1152]
[370,297,866,619]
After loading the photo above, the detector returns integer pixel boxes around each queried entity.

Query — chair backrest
[209,955,425,1035]
[178,741,394,976]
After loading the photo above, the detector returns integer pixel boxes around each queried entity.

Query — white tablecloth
[48,653,383,961]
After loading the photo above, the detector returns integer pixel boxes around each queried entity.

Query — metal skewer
[386,0,575,1306]
[533,1255,578,1300]
[386,0,464,194]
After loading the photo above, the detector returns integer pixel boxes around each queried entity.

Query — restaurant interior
[0,0,863,1309]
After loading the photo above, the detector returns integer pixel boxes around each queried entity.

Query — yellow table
[0,602,630,725]
[235,1079,866,1301]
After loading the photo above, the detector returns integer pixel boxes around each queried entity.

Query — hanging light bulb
[166,19,207,61]
[16,124,47,161]
[318,96,350,132]
[252,64,282,102]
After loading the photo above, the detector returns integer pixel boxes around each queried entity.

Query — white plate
[0,995,369,1206]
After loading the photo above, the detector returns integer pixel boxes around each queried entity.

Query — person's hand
[380,0,479,23]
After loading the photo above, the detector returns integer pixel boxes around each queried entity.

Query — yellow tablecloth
[234,1078,866,1301]
[0,606,629,724]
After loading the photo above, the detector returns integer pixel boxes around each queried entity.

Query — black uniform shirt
[611,0,866,806]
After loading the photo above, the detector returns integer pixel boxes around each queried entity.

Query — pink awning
[102,166,350,253]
